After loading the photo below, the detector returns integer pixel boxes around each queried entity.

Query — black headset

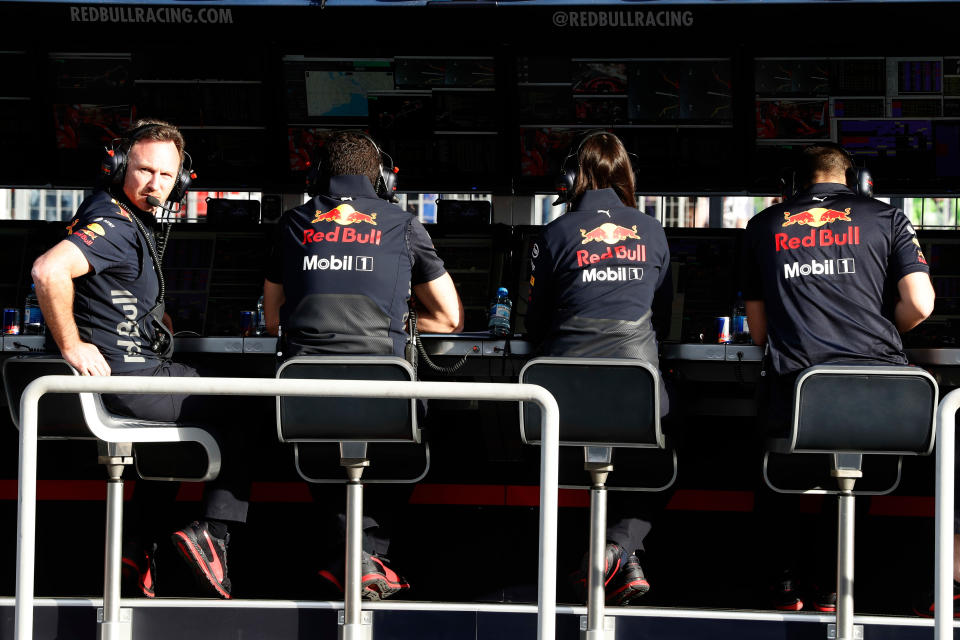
[780,142,873,200]
[306,131,399,201]
[554,130,639,205]
[99,123,195,204]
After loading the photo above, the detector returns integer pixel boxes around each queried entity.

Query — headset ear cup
[380,166,398,198]
[167,153,194,203]
[99,146,126,188]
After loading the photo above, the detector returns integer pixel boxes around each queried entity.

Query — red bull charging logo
[579,223,641,245]
[781,208,852,228]
[311,204,378,226]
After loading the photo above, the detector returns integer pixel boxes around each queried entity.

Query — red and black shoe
[570,543,651,606]
[318,552,411,601]
[172,521,231,599]
[912,581,960,618]
[121,541,156,598]
[812,588,837,613]
[770,571,803,611]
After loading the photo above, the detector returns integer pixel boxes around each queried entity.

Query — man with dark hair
[32,119,250,600]
[263,130,462,598]
[743,142,934,611]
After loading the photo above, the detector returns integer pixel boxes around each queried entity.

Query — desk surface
[1,333,955,366]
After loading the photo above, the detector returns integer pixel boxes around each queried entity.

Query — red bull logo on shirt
[311,204,378,226]
[782,208,853,228]
[774,227,860,251]
[579,223,641,245]
[576,244,646,267]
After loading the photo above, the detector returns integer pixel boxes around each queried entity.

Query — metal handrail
[15,376,560,640]
[935,388,960,640]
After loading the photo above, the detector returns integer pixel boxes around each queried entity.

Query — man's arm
[895,271,935,333]
[263,279,285,336]
[412,272,463,333]
[31,240,110,375]
[745,300,767,346]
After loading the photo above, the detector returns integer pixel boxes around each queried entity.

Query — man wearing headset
[526,131,672,606]
[263,130,462,599]
[743,143,934,611]
[31,119,250,600]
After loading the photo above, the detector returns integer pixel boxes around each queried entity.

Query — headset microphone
[146,195,182,219]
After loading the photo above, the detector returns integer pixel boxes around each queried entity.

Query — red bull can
[715,316,732,344]
[240,310,255,337]
[3,308,20,335]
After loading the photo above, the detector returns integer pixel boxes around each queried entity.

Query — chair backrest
[276,356,418,443]
[518,358,664,449]
[784,364,938,455]
[3,356,91,439]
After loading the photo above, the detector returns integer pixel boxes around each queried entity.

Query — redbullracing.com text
[70,5,233,25]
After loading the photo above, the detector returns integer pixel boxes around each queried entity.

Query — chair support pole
[99,476,130,640]
[836,480,856,640]
[584,484,609,640]
[341,469,371,640]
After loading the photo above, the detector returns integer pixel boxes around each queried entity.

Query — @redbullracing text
[552,10,693,28]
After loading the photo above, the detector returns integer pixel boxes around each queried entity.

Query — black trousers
[103,360,252,527]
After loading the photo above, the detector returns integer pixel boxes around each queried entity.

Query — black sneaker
[172,521,231,599]
[812,587,837,613]
[318,552,411,601]
[912,581,960,618]
[570,543,650,606]
[121,541,156,598]
[770,571,803,611]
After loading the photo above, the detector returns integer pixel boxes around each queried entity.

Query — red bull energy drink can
[240,310,255,337]
[715,316,732,344]
[3,308,20,335]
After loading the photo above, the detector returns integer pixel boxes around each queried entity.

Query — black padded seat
[768,364,937,456]
[519,357,664,449]
[275,355,427,483]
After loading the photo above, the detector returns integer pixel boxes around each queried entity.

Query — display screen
[304,67,394,118]
[755,59,829,97]
[629,60,732,124]
[755,100,830,139]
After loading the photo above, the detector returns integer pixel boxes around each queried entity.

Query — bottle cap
[497,287,508,297]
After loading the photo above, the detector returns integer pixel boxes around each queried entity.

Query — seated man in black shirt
[743,143,934,611]
[526,131,672,605]
[31,120,250,599]
[263,130,462,599]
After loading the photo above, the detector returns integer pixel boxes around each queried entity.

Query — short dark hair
[798,143,852,188]
[125,119,185,164]
[319,131,381,189]
[570,132,637,208]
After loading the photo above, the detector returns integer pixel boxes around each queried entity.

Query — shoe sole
[317,569,410,601]
[607,578,650,606]
[172,532,231,599]
[775,600,804,611]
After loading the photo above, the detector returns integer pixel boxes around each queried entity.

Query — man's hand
[62,341,111,376]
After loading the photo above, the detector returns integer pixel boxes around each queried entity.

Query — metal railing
[14,376,560,640]
[935,388,960,640]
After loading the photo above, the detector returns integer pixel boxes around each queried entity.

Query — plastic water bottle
[731,291,749,344]
[23,283,44,335]
[255,295,266,336]
[488,287,512,337]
